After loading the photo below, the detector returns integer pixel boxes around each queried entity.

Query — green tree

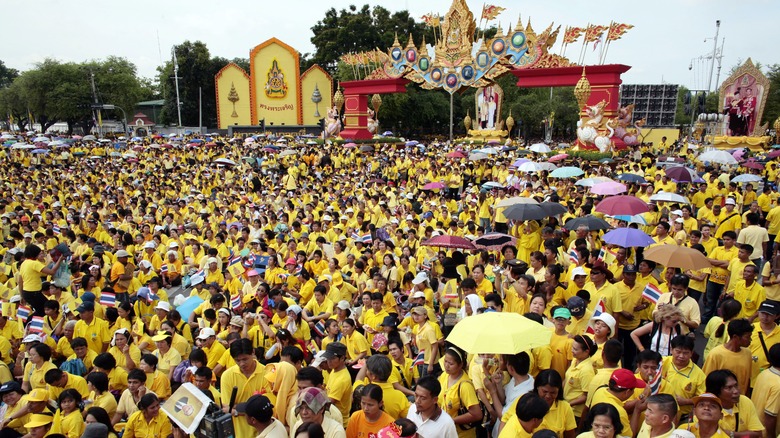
[0,60,18,89]
[763,64,780,129]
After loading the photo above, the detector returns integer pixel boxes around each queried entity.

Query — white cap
[143,241,156,249]
[345,208,354,213]
[168,241,179,248]
[52,201,61,208]
[671,210,683,217]
[138,260,152,269]
[725,198,736,205]
[571,266,588,279]
[412,272,429,285]
[115,250,130,258]
[190,275,205,286]
[287,305,303,315]
[390,218,399,224]
[207,257,218,265]
[674,218,684,223]
[23,233,32,239]
[406,215,413,220]
[336,300,351,310]
[22,334,42,343]
[322,215,332,221]
[406,193,414,199]
[412,291,426,299]
[155,301,171,312]
[197,327,216,339]
[589,313,617,335]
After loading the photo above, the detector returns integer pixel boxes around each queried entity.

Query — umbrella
[649,191,690,204]
[664,166,696,183]
[0,134,15,140]
[343,142,357,148]
[82,135,96,141]
[539,202,568,216]
[382,131,393,136]
[359,145,374,152]
[477,147,499,155]
[447,312,552,354]
[12,143,34,149]
[486,139,501,145]
[616,173,647,184]
[31,148,48,154]
[279,149,297,157]
[529,143,551,153]
[548,153,568,162]
[515,149,531,156]
[574,177,613,187]
[563,215,611,231]
[502,203,550,221]
[109,152,122,157]
[610,214,649,225]
[698,150,738,165]
[420,235,477,250]
[733,149,746,161]
[731,174,763,183]
[446,151,466,159]
[367,178,386,184]
[595,196,650,216]
[768,150,780,159]
[214,158,237,166]
[422,182,445,190]
[469,152,489,161]
[742,161,764,171]
[474,233,517,251]
[602,228,655,248]
[512,158,530,167]
[550,167,584,178]
[517,162,539,173]
[590,181,627,195]
[495,197,539,208]
[643,244,711,270]
[31,136,49,142]
[405,140,419,147]
[482,182,504,190]
[536,162,557,172]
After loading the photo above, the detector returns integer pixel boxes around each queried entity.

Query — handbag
[456,380,488,431]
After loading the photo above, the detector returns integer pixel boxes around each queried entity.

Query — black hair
[31,344,52,362]
[670,335,695,352]
[573,334,597,357]
[583,403,623,435]
[85,407,114,434]
[647,394,678,420]
[416,375,442,397]
[296,366,324,387]
[715,299,742,338]
[281,346,304,364]
[515,393,550,422]
[361,383,383,404]
[602,339,624,364]
[58,388,82,406]
[365,355,392,382]
[137,393,160,410]
[44,368,64,385]
[230,338,255,359]
[769,343,780,368]
[140,353,158,370]
[294,422,324,438]
[534,369,564,401]
[86,372,109,393]
[727,318,754,338]
[127,368,147,382]
[194,366,212,380]
[636,349,662,365]
[705,369,738,396]
[505,352,530,376]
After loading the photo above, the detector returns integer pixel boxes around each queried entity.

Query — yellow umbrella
[447,312,552,354]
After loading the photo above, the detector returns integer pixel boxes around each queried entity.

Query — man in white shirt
[407,376,458,438]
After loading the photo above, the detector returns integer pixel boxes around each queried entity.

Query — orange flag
[607,23,634,41]
[563,26,585,44]
[584,25,609,42]
[481,4,506,21]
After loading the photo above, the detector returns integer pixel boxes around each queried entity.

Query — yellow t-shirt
[326,367,353,427]
[19,259,46,291]
[564,357,595,418]
[438,373,480,438]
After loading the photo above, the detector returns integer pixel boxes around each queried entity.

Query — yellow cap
[27,388,49,402]
[24,413,54,428]
[152,331,171,342]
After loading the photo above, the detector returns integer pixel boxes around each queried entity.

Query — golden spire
[406,33,416,49]
[574,67,592,109]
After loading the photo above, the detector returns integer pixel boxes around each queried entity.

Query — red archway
[336,64,631,141]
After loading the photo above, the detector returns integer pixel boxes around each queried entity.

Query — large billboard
[718,58,770,137]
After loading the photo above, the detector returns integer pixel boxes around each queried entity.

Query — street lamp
[101,105,128,135]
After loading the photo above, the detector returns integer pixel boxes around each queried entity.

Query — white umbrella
[650,191,690,204]
[32,136,49,142]
[731,174,763,183]
[529,143,551,153]
[536,162,557,172]
[214,158,237,166]
[575,177,613,187]
[279,149,297,157]
[0,134,15,140]
[476,147,499,155]
[698,150,738,165]
[82,135,97,141]
[496,196,540,208]
[11,143,34,149]
[469,152,489,161]
[517,162,539,173]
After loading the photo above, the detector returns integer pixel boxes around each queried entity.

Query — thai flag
[16,306,31,321]
[313,321,327,338]
[642,283,662,304]
[350,232,361,241]
[228,254,241,267]
[597,248,606,262]
[52,224,61,235]
[193,269,205,277]
[648,370,662,395]
[160,264,168,274]
[568,249,579,264]
[28,316,44,333]
[422,260,432,271]
[586,298,606,334]
[410,351,425,369]
[100,292,116,307]
[230,295,241,310]
[243,255,256,269]
[361,233,373,244]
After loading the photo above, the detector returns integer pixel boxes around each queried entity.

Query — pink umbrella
[446,151,466,159]
[742,161,764,170]
[548,153,568,162]
[590,181,627,195]
[343,142,357,148]
[594,195,650,216]
[421,235,477,250]
[423,182,445,190]
[768,150,780,159]
[733,149,746,161]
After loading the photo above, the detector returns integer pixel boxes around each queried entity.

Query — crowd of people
[0,131,779,438]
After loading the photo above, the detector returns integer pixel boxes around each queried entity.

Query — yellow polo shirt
[564,357,595,418]
[123,410,172,438]
[220,361,267,438]
[590,387,631,436]
[74,317,111,354]
[23,361,57,390]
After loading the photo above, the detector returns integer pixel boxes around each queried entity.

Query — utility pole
[172,48,183,131]
[199,87,203,134]
[90,70,101,136]
[707,20,720,92]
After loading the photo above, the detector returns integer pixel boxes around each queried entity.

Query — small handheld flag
[568,249,579,264]
[361,233,373,244]
[411,351,425,369]
[642,283,662,304]
[52,224,61,235]
[16,306,31,322]
[585,298,606,334]
[230,295,242,310]
[28,316,44,333]
[100,292,116,307]
[160,264,168,274]
[648,371,662,395]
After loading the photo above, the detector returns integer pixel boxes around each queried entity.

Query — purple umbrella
[423,182,445,190]
[602,228,655,248]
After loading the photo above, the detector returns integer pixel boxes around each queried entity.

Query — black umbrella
[539,202,567,216]
[360,145,374,152]
[503,203,548,221]
[563,215,612,231]
[616,173,647,184]
[474,233,516,250]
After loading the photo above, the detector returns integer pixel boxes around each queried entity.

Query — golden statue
[228,82,240,118]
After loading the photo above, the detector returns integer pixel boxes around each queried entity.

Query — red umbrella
[446,151,466,159]
[742,161,764,170]
[548,153,568,162]
[421,235,477,250]
[594,195,650,216]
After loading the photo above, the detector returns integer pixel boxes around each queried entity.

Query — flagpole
[561,26,569,57]
[600,22,613,64]
[578,23,590,65]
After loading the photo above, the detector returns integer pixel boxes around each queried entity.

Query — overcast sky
[4,0,776,91]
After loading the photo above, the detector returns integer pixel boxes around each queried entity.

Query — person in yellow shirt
[322,342,353,427]
[122,393,172,438]
[727,265,765,321]
[496,392,550,438]
[704,231,739,325]
[715,198,742,239]
[587,369,647,436]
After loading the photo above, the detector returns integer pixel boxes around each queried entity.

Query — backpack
[172,359,192,383]
[59,358,87,377]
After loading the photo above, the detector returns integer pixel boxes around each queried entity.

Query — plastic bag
[51,256,72,288]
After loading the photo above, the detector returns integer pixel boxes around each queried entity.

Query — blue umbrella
[602,228,655,247]
[190,139,204,143]
[406,140,419,147]
[382,131,393,136]
[31,148,49,154]
[616,173,647,184]
[611,214,649,225]
[550,167,584,178]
